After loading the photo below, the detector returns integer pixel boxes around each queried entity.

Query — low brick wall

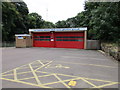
[101,43,120,61]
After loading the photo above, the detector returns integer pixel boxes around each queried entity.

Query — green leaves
[55,2,119,43]
[2,2,29,41]
[2,1,119,43]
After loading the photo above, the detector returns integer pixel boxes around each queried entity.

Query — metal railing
[0,42,15,47]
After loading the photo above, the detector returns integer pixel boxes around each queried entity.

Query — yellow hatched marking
[1,60,120,88]
[19,74,54,80]
[13,69,17,80]
[29,60,40,65]
[53,74,71,88]
[34,61,53,71]
[35,71,48,73]
[2,70,13,75]
[15,71,32,75]
[37,60,45,66]
[18,76,35,80]
[38,74,53,78]
[2,73,13,76]
[57,73,79,78]
[81,79,103,90]
[82,77,113,83]
[29,64,41,85]
[42,77,80,86]
[17,65,40,69]
[44,64,51,68]
[17,66,29,69]
[15,64,29,69]
[94,82,119,88]
[81,78,97,87]
[2,78,51,88]
[15,60,39,70]
[2,71,32,76]
[45,64,70,69]
[55,61,117,68]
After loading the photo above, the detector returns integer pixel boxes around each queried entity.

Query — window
[34,39,50,41]
[56,36,83,41]
[34,36,50,41]
[56,39,83,41]
[34,36,50,38]
[56,36,83,38]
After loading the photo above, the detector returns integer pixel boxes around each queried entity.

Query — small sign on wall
[18,36,23,39]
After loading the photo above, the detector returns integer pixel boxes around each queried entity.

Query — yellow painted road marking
[42,77,80,86]
[55,61,117,68]
[2,70,13,75]
[37,60,45,66]
[56,64,70,68]
[35,71,119,84]
[2,78,51,88]
[45,64,70,69]
[53,74,71,88]
[34,61,53,71]
[29,60,41,65]
[81,78,98,88]
[18,74,54,80]
[62,56,109,61]
[13,69,17,80]
[44,64,51,68]
[81,77,114,83]
[1,60,120,88]
[15,60,41,70]
[18,76,35,81]
[57,73,80,78]
[81,79,103,90]
[29,64,41,85]
[1,70,120,88]
[94,82,119,88]
[2,71,32,76]
[35,71,48,73]
[68,80,77,86]
[16,65,40,69]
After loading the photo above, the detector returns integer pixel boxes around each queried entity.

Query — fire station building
[29,27,87,49]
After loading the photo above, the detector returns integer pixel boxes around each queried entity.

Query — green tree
[84,2,119,42]
[42,21,55,28]
[28,13,44,29]
[2,1,29,41]
[55,20,68,28]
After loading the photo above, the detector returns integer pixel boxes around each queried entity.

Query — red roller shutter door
[33,32,84,49]
[33,33,52,47]
[55,32,84,49]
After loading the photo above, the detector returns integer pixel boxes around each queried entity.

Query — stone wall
[101,43,120,61]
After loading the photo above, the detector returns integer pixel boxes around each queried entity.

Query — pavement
[1,47,120,89]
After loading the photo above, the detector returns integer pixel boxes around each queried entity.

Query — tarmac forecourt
[1,60,120,88]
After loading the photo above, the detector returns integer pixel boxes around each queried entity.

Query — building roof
[29,27,87,32]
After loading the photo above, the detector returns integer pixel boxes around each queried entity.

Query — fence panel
[1,42,15,47]
[87,40,100,50]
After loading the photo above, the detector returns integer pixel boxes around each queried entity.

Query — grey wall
[86,40,100,50]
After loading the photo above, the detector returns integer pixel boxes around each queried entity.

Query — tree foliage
[2,1,119,43]
[2,1,55,42]
[55,2,119,42]
[2,1,29,41]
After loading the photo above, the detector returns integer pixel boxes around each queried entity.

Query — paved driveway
[1,47,120,89]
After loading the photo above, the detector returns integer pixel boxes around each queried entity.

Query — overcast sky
[23,0,86,23]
